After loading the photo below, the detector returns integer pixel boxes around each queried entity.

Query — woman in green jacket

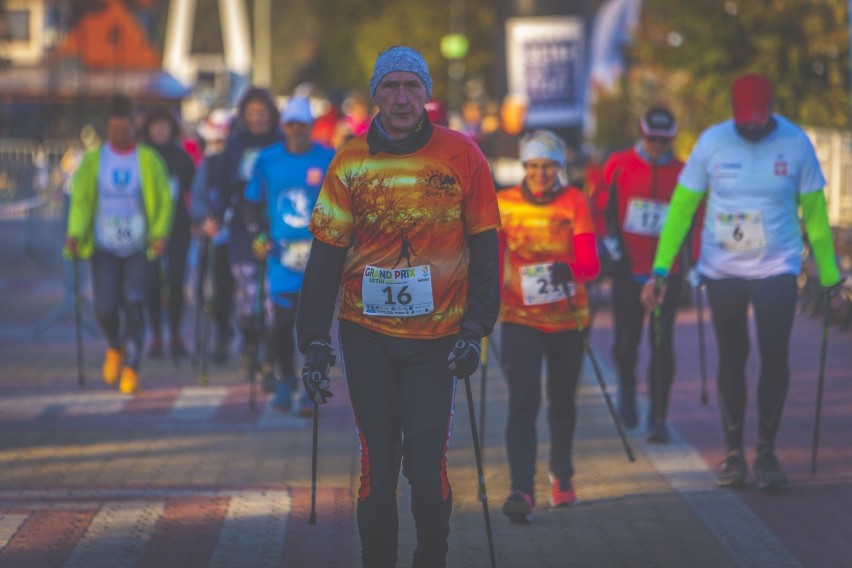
[64,94,173,394]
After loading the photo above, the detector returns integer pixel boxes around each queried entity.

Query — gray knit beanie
[369,46,432,98]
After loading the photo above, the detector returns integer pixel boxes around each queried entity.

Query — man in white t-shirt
[640,74,842,491]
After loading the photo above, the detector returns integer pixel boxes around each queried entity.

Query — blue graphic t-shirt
[94,145,145,257]
[245,142,335,303]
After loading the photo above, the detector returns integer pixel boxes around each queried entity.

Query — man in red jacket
[602,107,695,443]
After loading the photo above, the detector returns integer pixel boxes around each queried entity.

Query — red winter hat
[731,73,773,125]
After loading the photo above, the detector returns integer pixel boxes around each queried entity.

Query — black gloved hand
[448,330,482,378]
[550,262,574,288]
[822,277,845,300]
[549,261,574,287]
[301,339,335,405]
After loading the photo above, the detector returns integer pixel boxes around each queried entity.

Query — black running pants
[705,274,797,451]
[340,320,456,568]
[500,322,584,496]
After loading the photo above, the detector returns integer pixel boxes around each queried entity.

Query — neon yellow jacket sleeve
[651,183,704,275]
[799,190,840,287]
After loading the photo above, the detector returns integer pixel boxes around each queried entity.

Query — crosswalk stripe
[0,513,28,549]
[207,490,290,568]
[61,501,165,568]
[0,391,125,419]
[0,488,292,568]
[166,387,229,421]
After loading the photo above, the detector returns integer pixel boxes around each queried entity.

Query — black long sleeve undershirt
[463,228,500,337]
[296,239,348,353]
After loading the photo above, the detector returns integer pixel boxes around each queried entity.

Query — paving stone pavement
[1,259,852,567]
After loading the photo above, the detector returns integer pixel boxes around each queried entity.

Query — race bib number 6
[362,264,434,317]
[714,211,766,251]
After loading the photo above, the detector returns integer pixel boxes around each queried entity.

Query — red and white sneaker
[549,476,577,508]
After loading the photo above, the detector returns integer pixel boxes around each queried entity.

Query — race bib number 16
[362,264,434,317]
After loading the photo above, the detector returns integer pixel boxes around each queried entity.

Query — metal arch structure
[162,0,253,104]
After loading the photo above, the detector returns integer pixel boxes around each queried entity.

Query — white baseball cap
[281,97,313,125]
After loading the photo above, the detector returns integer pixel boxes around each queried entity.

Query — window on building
[6,10,31,42]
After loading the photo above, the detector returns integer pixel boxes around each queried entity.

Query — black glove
[301,339,335,405]
[822,278,846,301]
[549,261,574,287]
[448,329,482,378]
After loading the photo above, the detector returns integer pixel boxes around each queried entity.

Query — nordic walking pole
[308,402,320,525]
[192,237,209,370]
[198,239,215,386]
[460,372,497,568]
[72,257,85,389]
[682,247,708,406]
[478,336,488,449]
[695,279,709,405]
[651,277,663,426]
[561,282,636,462]
[810,289,833,475]
[248,262,266,411]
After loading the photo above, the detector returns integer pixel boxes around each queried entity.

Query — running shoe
[618,394,638,430]
[753,447,788,491]
[501,490,534,524]
[298,391,314,418]
[102,348,123,385]
[646,420,670,444]
[716,449,747,488]
[271,379,293,412]
[118,367,139,395]
[549,476,577,508]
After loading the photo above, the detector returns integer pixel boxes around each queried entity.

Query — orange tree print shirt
[498,186,596,332]
[309,126,501,339]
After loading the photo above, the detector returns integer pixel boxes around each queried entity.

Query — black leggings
[705,274,798,451]
[268,294,298,379]
[340,320,456,568]
[91,249,149,369]
[501,322,584,495]
[611,275,683,422]
[147,229,190,339]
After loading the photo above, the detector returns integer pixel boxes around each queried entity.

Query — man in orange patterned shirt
[296,46,501,567]
[496,130,600,523]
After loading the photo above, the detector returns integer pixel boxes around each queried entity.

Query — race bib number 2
[520,262,573,306]
[362,264,434,317]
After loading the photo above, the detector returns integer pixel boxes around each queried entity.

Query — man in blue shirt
[245,96,335,415]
